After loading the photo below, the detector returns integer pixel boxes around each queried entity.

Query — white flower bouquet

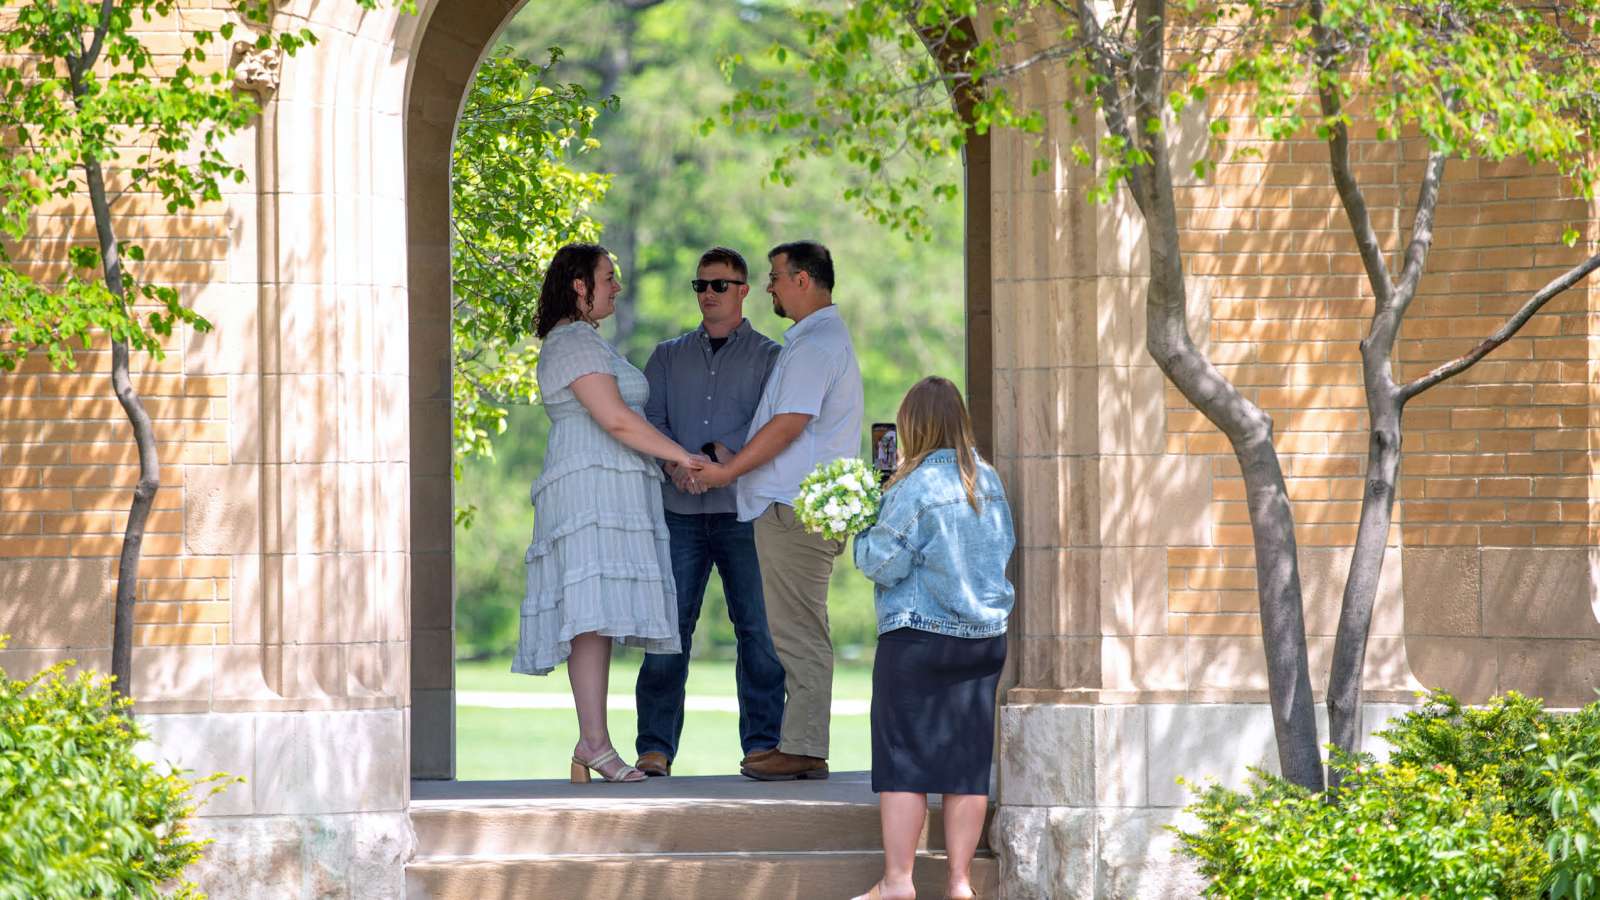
[793,457,882,542]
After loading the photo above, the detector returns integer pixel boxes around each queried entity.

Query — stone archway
[401,0,994,780]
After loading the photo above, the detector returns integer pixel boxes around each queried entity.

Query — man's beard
[771,297,786,318]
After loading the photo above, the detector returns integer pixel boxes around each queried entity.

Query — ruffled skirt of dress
[512,458,681,675]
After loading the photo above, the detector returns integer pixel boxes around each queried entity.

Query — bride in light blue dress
[514,243,719,783]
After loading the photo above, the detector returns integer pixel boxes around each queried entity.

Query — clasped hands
[667,443,734,495]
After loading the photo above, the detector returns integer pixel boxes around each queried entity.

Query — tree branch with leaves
[449,46,613,526]
[0,0,404,701]
[727,0,1600,793]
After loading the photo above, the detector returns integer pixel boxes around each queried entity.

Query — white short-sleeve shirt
[736,305,865,522]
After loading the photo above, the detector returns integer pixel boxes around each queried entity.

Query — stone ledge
[1007,687,1422,705]
[1000,700,1417,810]
[137,708,408,819]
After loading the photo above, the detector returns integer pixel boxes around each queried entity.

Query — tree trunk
[610,193,640,350]
[83,155,157,701]
[68,18,155,701]
[1142,264,1324,793]
[1114,0,1324,791]
[1326,392,1400,788]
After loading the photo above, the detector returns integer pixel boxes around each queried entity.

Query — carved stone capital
[232,42,283,97]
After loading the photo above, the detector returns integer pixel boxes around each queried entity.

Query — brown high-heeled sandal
[570,748,645,783]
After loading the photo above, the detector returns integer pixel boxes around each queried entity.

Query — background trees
[728,0,1600,791]
[449,46,611,524]
[450,0,968,661]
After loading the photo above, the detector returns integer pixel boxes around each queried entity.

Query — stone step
[410,774,990,857]
[405,850,998,900]
[413,797,893,856]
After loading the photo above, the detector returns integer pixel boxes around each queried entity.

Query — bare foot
[851,877,915,896]
[850,879,915,900]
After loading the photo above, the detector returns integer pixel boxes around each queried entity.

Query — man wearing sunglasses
[692,240,864,782]
[633,246,786,778]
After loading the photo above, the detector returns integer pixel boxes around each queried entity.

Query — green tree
[729,0,1600,791]
[453,0,967,661]
[450,46,612,522]
[0,0,399,699]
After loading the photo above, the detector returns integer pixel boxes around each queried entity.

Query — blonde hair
[884,376,983,511]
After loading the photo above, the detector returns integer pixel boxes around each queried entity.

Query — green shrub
[0,655,220,899]
[1539,711,1600,900]
[1381,692,1600,899]
[1380,691,1558,829]
[1179,691,1600,899]
[1178,754,1546,898]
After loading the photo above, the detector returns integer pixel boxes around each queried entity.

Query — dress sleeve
[538,327,614,395]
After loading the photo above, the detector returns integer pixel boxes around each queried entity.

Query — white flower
[823,499,841,517]
[839,473,861,493]
[829,518,847,533]
[846,498,862,515]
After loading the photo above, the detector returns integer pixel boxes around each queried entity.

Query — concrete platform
[413,771,880,804]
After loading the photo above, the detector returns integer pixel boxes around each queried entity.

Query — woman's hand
[675,456,730,495]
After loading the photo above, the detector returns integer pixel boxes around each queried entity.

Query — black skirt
[870,627,1007,795]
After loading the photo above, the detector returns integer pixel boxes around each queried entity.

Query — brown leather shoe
[740,747,778,767]
[635,751,671,777]
[739,750,829,781]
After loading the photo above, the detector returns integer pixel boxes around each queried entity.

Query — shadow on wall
[1403,546,1600,706]
[0,556,115,676]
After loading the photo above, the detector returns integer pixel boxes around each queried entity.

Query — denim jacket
[852,449,1016,638]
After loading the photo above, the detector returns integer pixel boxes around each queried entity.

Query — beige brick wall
[0,0,419,724]
[1152,85,1600,702]
[0,4,240,658]
[2,207,235,652]
[1,3,1595,724]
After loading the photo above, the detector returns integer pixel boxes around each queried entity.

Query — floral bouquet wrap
[793,457,882,542]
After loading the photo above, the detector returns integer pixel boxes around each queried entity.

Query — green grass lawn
[454,654,873,780]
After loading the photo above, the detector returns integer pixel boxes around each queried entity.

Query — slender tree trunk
[1142,244,1323,793]
[1111,0,1324,791]
[83,155,157,701]
[611,195,640,349]
[69,13,154,701]
[1326,392,1400,788]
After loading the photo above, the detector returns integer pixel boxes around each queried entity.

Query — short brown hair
[698,246,747,279]
[767,240,833,291]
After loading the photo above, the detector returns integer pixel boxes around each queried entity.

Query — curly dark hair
[535,243,610,339]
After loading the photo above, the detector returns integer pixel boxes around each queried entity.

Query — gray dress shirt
[643,318,781,515]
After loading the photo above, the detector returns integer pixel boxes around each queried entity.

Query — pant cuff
[778,739,828,759]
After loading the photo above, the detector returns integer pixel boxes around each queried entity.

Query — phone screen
[870,422,897,482]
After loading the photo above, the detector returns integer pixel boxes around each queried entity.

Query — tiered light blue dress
[513,321,681,676]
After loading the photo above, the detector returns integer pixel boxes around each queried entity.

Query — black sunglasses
[692,278,746,294]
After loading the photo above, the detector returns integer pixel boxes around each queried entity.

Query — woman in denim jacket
[849,376,1015,900]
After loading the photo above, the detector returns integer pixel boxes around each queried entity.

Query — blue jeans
[635,511,786,760]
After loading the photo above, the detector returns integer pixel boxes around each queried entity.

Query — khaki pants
[753,503,844,759]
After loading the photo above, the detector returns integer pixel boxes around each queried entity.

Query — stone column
[126,2,428,896]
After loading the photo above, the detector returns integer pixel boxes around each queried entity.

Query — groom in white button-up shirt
[693,240,864,781]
